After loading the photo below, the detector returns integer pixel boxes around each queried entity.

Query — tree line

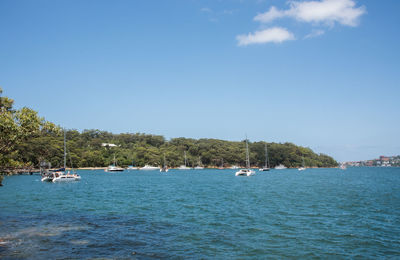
[0,88,338,173]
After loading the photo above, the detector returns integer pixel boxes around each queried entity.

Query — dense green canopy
[0,88,338,172]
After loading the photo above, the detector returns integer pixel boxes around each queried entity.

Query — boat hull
[235,170,255,176]
[140,165,160,170]
[52,175,81,182]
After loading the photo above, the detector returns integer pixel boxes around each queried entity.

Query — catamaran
[42,130,81,182]
[235,137,255,177]
[259,143,270,171]
[160,153,168,172]
[178,151,191,170]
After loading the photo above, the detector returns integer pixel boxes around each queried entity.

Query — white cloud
[254,0,366,27]
[200,7,212,13]
[222,9,235,15]
[236,27,295,46]
[304,29,325,39]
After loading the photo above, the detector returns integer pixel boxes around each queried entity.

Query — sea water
[1,167,399,258]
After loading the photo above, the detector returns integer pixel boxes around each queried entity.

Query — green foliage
[0,88,338,171]
[0,88,60,171]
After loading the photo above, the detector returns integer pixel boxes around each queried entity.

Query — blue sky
[1,0,399,162]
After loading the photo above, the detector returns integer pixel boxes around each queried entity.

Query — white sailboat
[298,156,306,171]
[194,156,204,170]
[105,154,124,172]
[235,137,255,177]
[178,151,191,170]
[259,143,270,171]
[160,153,168,172]
[275,164,287,170]
[50,130,81,182]
[140,165,160,170]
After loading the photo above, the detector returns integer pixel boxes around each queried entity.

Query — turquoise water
[1,167,399,259]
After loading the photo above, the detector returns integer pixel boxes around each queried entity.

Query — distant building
[380,156,390,162]
[365,160,374,166]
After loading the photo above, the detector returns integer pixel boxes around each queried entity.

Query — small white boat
[230,165,240,169]
[178,165,191,170]
[105,155,124,172]
[105,165,124,172]
[194,156,204,169]
[275,164,287,170]
[339,163,347,170]
[178,151,191,170]
[235,137,255,177]
[235,169,255,176]
[140,165,160,171]
[259,144,270,171]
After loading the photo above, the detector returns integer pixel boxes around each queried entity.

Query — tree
[0,88,60,173]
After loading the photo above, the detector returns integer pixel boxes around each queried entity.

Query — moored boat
[105,155,124,172]
[235,137,255,177]
[178,151,191,170]
[140,165,160,171]
[275,164,287,170]
[259,144,270,171]
[194,156,204,170]
[42,130,81,182]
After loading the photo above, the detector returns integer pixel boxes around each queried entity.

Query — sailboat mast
[184,151,187,167]
[265,144,269,168]
[245,138,250,169]
[63,129,66,169]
